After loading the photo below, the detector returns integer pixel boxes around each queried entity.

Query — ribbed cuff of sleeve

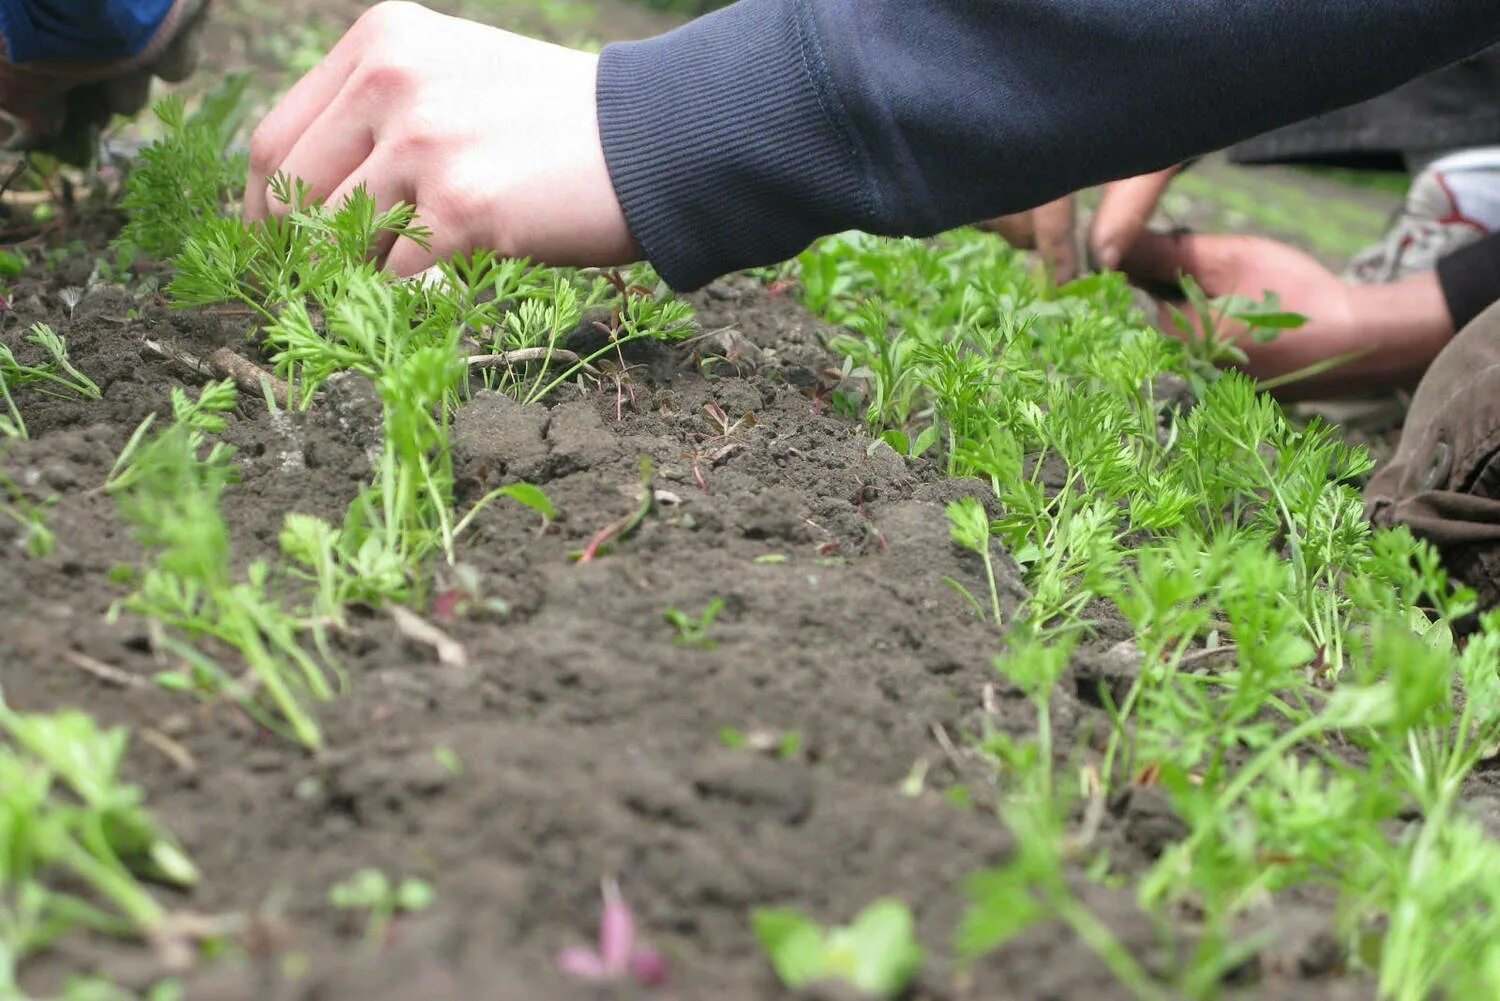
[1438,232,1500,332]
[597,0,877,291]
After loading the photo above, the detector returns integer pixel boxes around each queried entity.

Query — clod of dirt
[544,400,622,477]
[452,391,550,482]
[1073,639,1145,709]
[1118,783,1189,859]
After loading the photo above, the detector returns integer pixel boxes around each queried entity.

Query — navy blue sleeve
[0,0,173,62]
[597,0,1500,290]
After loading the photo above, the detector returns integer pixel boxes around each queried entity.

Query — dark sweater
[597,0,1500,290]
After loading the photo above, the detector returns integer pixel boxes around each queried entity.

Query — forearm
[599,0,1500,290]
[0,0,174,61]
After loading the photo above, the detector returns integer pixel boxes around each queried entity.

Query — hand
[1120,230,1455,397]
[978,166,1182,282]
[244,1,639,276]
[0,0,210,163]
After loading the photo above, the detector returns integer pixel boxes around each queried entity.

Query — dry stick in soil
[142,337,289,401]
[466,347,600,378]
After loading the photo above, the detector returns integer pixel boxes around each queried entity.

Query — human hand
[978,166,1182,282]
[0,0,210,163]
[1120,230,1454,397]
[245,1,639,276]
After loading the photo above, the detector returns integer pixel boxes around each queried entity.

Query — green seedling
[945,496,1004,625]
[109,381,338,749]
[663,597,724,649]
[795,224,1500,995]
[328,869,434,948]
[0,471,55,557]
[718,726,801,758]
[0,695,198,985]
[573,457,657,563]
[752,898,924,998]
[0,322,101,438]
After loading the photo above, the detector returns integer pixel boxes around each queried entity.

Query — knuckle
[357,60,419,101]
[359,1,420,32]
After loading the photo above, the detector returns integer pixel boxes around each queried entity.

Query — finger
[1032,195,1078,282]
[384,231,443,278]
[978,211,1036,249]
[271,90,376,213]
[1089,165,1182,270]
[1117,230,1211,287]
[244,34,367,221]
[323,155,415,262]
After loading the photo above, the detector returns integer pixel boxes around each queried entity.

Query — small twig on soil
[140,727,198,774]
[64,650,148,689]
[930,721,974,777]
[390,605,468,668]
[982,682,1001,717]
[1177,644,1237,668]
[0,158,28,200]
[467,347,600,378]
[142,337,289,401]
[1069,764,1108,854]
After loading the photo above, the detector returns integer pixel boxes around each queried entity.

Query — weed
[108,381,339,749]
[328,869,434,948]
[0,471,55,557]
[663,597,725,648]
[752,898,924,998]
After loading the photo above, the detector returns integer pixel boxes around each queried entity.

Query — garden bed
[5,3,1500,1000]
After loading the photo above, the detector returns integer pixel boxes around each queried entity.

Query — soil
[0,3,1469,1000]
[0,202,1394,1001]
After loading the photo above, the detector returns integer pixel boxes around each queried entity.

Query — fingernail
[1097,243,1122,270]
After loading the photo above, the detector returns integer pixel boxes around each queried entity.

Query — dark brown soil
[0,3,1434,998]
[0,197,1386,1001]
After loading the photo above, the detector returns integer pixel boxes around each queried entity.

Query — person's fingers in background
[974,198,1077,281]
[975,211,1037,249]
[1031,194,1079,283]
[1088,165,1182,271]
[1120,230,1455,397]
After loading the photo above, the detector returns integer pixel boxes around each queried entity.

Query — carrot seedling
[329,869,434,949]
[752,898,924,998]
[663,597,724,649]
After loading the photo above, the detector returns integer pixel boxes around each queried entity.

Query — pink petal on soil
[431,589,461,621]
[556,946,610,980]
[629,949,670,986]
[598,879,635,971]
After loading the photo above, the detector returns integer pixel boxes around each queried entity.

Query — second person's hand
[243,1,640,275]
